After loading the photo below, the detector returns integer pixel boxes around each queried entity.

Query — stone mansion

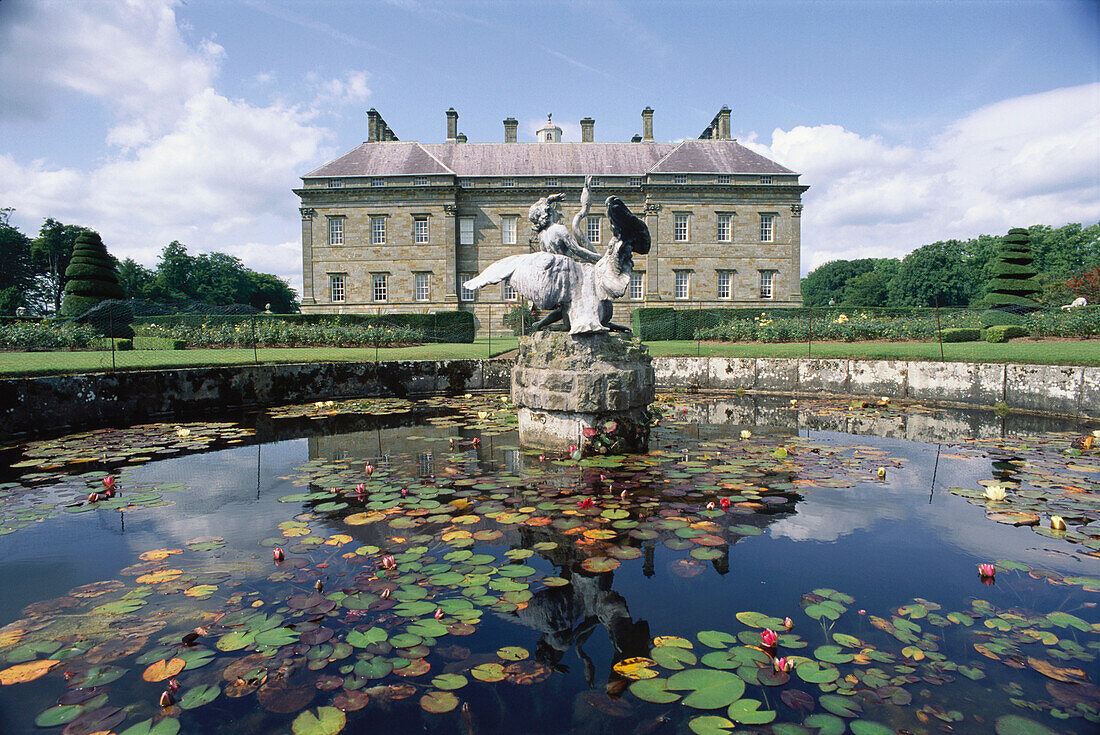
[295,107,807,333]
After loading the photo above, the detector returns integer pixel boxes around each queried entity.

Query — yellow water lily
[176,427,191,438]
[1050,516,1067,531]
[477,411,489,420]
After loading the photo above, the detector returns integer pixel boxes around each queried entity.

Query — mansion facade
[295,107,807,334]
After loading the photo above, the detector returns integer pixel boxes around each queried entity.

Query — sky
[1,0,1098,298]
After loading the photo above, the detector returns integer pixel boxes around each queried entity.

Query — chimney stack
[718,106,731,140]
[446,108,459,142]
[503,117,518,143]
[580,117,595,143]
[641,107,654,142]
[456,132,467,143]
[367,109,381,142]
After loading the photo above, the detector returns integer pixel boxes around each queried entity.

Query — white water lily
[984,486,1007,502]
[1050,516,1067,531]
[176,427,191,438]
[739,430,752,440]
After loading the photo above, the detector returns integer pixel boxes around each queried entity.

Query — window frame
[501,178,515,187]
[759,176,773,185]
[674,270,690,300]
[372,273,388,302]
[502,278,518,302]
[759,270,775,300]
[459,216,475,246]
[371,215,387,245]
[501,216,517,245]
[630,271,645,300]
[459,273,477,302]
[327,216,344,246]
[327,179,343,189]
[630,176,644,186]
[414,272,430,302]
[586,216,600,244]
[371,177,385,187]
[717,270,733,300]
[544,177,558,187]
[717,175,731,184]
[717,213,733,242]
[413,216,429,244]
[413,176,428,186]
[329,273,346,302]
[760,213,775,243]
[673,174,687,184]
[674,213,690,242]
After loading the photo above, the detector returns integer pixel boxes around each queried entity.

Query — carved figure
[1061,296,1088,310]
[462,182,647,335]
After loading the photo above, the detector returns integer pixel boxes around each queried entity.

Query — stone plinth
[512,331,655,453]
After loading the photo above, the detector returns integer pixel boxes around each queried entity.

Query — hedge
[940,328,981,343]
[133,311,475,343]
[985,325,1027,343]
[134,337,186,350]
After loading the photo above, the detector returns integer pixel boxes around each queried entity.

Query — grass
[1,336,1097,378]
[643,339,1100,365]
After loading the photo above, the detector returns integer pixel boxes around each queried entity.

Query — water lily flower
[176,427,191,438]
[760,629,778,647]
[858,609,866,616]
[876,468,887,480]
[783,616,793,631]
[984,485,1006,501]
[719,498,731,509]
[877,396,890,406]
[706,502,716,510]
[539,455,546,462]
[329,487,338,494]
[380,588,391,599]
[315,401,325,409]
[740,430,752,440]
[568,445,577,454]
[477,411,489,420]
[356,483,366,494]
[381,555,397,570]
[789,399,798,407]
[621,489,629,500]
[324,400,335,408]
[102,476,116,490]
[978,563,995,578]
[1050,516,1067,531]
[364,463,374,476]
[434,608,444,620]
[87,492,99,503]
[401,488,409,497]
[273,548,284,562]
[472,437,480,447]
[167,678,180,692]
[578,498,595,509]
[773,656,792,672]
[582,427,599,439]
[160,690,175,707]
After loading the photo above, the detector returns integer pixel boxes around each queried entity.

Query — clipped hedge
[984,325,1028,343]
[630,308,676,340]
[940,328,981,343]
[133,337,186,350]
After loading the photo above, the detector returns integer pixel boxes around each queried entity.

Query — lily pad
[666,668,746,709]
[629,677,681,704]
[292,706,346,735]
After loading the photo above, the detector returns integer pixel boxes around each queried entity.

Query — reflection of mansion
[295,107,807,333]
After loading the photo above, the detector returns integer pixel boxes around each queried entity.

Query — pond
[0,393,1097,735]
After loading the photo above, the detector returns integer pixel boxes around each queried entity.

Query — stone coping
[1,356,1096,438]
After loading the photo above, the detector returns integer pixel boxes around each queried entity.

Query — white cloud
[0,0,378,299]
[743,83,1100,273]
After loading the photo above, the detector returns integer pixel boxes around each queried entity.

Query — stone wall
[2,356,1094,438]
[656,357,1100,419]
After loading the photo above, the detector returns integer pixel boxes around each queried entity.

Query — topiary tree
[981,227,1041,326]
[59,231,125,318]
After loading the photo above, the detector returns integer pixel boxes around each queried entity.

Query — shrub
[133,337,185,350]
[114,339,133,351]
[135,318,425,348]
[982,227,1041,326]
[0,320,100,349]
[502,303,539,336]
[940,328,981,343]
[630,308,676,340]
[984,325,1027,343]
[1023,306,1100,338]
[60,232,125,318]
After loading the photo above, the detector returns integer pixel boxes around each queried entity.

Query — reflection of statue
[462,179,649,335]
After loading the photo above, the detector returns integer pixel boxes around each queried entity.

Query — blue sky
[1,0,1098,296]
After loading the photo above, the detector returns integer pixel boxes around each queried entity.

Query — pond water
[0,393,1097,735]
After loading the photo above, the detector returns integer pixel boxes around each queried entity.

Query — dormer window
[544,132,553,141]
[674,175,687,184]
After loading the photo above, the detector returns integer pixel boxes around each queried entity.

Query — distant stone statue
[1062,296,1088,310]
[463,178,649,335]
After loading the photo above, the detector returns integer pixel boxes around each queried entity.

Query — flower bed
[135,319,425,348]
[0,321,101,349]
[694,311,982,343]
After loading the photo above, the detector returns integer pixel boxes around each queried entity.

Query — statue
[462,178,650,335]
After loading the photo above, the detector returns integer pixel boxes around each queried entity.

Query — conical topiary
[981,227,1041,326]
[59,231,125,317]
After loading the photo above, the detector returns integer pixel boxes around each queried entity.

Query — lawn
[1,337,1097,378]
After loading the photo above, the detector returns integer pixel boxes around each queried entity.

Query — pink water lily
[167,678,180,692]
[760,629,778,647]
[577,498,595,509]
[539,455,546,462]
[773,656,792,672]
[978,563,995,578]
[364,463,374,476]
[272,547,284,562]
[356,483,366,494]
[159,690,175,707]
[381,555,397,570]
[401,488,409,497]
[719,498,731,509]
[102,476,115,489]
[87,492,100,503]
[472,437,480,446]
[706,502,716,510]
[582,427,599,439]
[783,616,794,631]
[568,445,577,454]
[434,608,444,619]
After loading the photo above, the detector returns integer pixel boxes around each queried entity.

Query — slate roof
[303,139,795,179]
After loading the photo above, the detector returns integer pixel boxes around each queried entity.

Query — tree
[30,219,96,314]
[800,259,879,306]
[0,211,33,314]
[839,259,900,307]
[117,258,157,300]
[889,240,977,307]
[245,271,299,313]
[981,227,1041,326]
[59,231,125,317]
[152,240,193,301]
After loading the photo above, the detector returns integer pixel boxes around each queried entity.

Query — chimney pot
[580,117,595,143]
[446,108,459,141]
